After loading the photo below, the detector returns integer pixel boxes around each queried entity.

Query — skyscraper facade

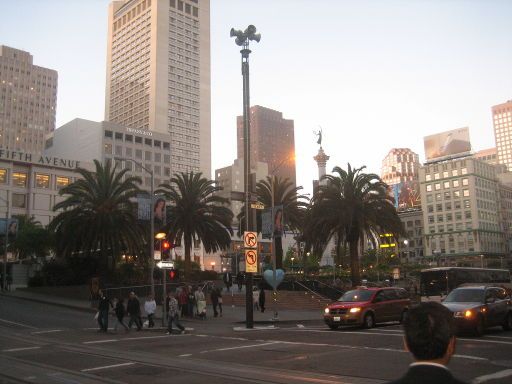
[105,0,211,176]
[493,100,512,171]
[381,148,420,186]
[0,46,57,153]
[237,106,295,185]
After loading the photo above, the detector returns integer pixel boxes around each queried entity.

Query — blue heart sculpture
[263,269,285,290]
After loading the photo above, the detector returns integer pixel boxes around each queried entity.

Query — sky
[1,0,512,195]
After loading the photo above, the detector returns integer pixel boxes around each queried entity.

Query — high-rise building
[0,46,57,153]
[474,147,498,165]
[237,106,295,185]
[381,148,420,186]
[493,100,512,171]
[105,0,211,176]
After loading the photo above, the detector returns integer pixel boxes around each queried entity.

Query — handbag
[94,311,99,321]
[218,297,223,304]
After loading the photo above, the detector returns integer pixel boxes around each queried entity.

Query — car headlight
[349,307,361,313]
[454,310,473,318]
[324,308,330,314]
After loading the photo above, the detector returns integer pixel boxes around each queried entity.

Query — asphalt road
[1,295,512,384]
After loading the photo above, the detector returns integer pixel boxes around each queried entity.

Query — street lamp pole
[1,195,10,291]
[116,157,155,296]
[231,25,260,329]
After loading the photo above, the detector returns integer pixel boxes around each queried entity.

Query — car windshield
[338,290,374,302]
[444,289,484,303]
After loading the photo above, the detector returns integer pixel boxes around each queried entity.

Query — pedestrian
[236,272,243,292]
[210,286,219,317]
[144,293,156,328]
[166,292,185,335]
[6,274,12,291]
[179,287,188,318]
[127,291,142,331]
[259,286,265,313]
[385,302,467,384]
[195,287,206,319]
[113,298,129,332]
[223,271,233,292]
[252,287,260,311]
[217,287,223,317]
[97,289,112,332]
[187,287,196,317]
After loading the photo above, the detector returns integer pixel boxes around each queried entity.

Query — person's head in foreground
[403,302,456,365]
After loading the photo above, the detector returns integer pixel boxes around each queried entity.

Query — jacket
[168,297,179,317]
[127,297,141,316]
[115,301,125,318]
[386,364,468,384]
[98,296,111,311]
[144,299,156,315]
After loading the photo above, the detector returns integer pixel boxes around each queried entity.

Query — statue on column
[314,127,323,146]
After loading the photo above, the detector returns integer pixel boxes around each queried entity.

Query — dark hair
[403,302,455,361]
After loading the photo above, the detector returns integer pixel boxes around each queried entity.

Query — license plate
[333,316,341,322]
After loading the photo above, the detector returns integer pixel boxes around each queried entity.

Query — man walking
[386,302,467,384]
[97,289,111,332]
[210,286,219,317]
[127,292,142,331]
[166,292,185,334]
[144,293,156,328]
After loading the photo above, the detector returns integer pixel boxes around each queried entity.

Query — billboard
[391,181,421,211]
[0,218,18,237]
[424,127,471,162]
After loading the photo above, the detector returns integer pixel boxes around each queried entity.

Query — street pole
[1,195,9,292]
[271,177,278,320]
[161,240,166,327]
[231,25,260,329]
[115,157,155,296]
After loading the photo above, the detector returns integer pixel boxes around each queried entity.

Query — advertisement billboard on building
[391,182,421,211]
[424,127,471,162]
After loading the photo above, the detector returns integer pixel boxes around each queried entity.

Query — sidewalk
[1,289,323,325]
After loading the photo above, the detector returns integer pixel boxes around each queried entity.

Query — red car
[324,287,411,329]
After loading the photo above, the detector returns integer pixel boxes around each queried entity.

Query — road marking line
[179,354,192,357]
[459,337,512,346]
[3,346,41,352]
[124,335,185,341]
[0,318,38,329]
[454,354,488,361]
[81,362,135,372]
[472,369,512,384]
[83,339,118,344]
[484,335,512,340]
[31,329,63,334]
[201,341,279,354]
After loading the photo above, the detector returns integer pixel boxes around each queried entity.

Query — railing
[292,280,330,301]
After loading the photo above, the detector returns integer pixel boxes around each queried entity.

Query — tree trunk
[349,240,361,287]
[184,236,192,279]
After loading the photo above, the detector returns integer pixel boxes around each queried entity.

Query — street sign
[245,249,258,273]
[230,191,245,201]
[154,250,161,260]
[250,203,265,210]
[157,261,175,269]
[243,231,258,249]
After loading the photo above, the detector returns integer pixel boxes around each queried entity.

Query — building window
[125,134,133,143]
[434,173,440,180]
[145,138,152,146]
[443,181,450,189]
[163,142,170,150]
[105,130,113,139]
[426,195,433,203]
[104,143,112,154]
[56,176,71,189]
[126,148,133,156]
[453,190,461,198]
[12,172,27,187]
[454,201,461,209]
[115,145,122,156]
[136,149,142,159]
[427,205,434,213]
[0,168,7,184]
[462,178,469,186]
[145,151,152,161]
[154,140,161,148]
[35,173,50,188]
[434,183,441,191]
[461,168,467,175]
[465,211,472,219]
[426,184,432,192]
[463,200,470,209]
[463,189,469,197]
[115,132,123,140]
[164,167,170,176]
[135,136,143,144]
[12,193,26,208]
[453,180,459,187]
[443,171,449,178]
[452,169,458,176]
[425,174,431,181]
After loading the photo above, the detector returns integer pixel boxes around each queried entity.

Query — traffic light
[169,268,179,281]
[162,240,171,259]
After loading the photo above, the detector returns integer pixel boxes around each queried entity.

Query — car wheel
[474,316,485,337]
[363,313,375,329]
[328,324,339,330]
[503,313,512,331]
[399,310,408,324]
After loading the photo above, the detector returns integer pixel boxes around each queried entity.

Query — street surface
[1,295,512,383]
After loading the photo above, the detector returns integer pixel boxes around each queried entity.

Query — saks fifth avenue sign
[126,127,153,137]
[0,150,80,169]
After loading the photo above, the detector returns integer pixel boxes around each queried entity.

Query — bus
[420,267,511,297]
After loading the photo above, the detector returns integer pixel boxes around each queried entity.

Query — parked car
[323,287,410,330]
[441,285,512,336]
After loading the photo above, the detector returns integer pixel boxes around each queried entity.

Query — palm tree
[255,176,309,269]
[157,172,233,278]
[49,160,144,284]
[10,215,54,260]
[306,164,403,286]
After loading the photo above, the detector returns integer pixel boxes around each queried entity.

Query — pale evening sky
[1,0,511,194]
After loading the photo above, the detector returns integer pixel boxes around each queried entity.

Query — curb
[1,292,97,314]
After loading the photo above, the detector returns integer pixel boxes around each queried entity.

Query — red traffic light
[162,241,171,249]
[169,269,178,281]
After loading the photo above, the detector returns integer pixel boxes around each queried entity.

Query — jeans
[147,313,154,328]
[167,315,185,333]
[113,316,128,331]
[128,314,142,330]
[97,309,109,331]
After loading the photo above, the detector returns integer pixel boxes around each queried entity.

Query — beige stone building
[493,100,512,171]
[381,148,420,186]
[419,157,509,266]
[0,46,57,153]
[105,0,211,177]
[474,147,498,165]
[0,149,92,226]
